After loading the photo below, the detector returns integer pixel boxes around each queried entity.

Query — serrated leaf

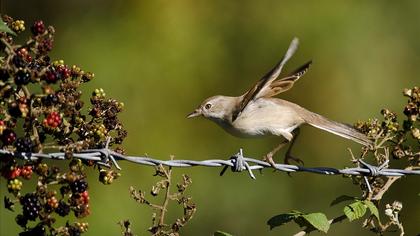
[344,201,367,221]
[364,200,380,220]
[0,17,16,36]
[214,231,233,236]
[267,212,301,230]
[300,213,330,233]
[330,195,356,206]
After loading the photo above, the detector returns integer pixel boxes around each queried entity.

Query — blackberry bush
[0,15,126,235]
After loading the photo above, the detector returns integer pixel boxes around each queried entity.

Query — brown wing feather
[232,38,299,121]
[264,60,312,98]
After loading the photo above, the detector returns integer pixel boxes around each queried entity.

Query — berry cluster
[8,179,23,192]
[2,129,17,145]
[15,137,34,152]
[43,111,62,128]
[0,16,127,235]
[11,20,25,32]
[56,201,70,217]
[20,193,42,221]
[31,20,46,36]
[355,87,420,163]
[0,15,127,154]
[70,179,89,193]
[99,169,121,185]
[403,87,420,140]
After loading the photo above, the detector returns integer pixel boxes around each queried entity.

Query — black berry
[404,103,418,116]
[12,55,26,68]
[70,179,88,193]
[42,94,58,106]
[8,102,21,117]
[0,69,10,81]
[15,214,28,228]
[19,224,45,236]
[15,137,34,152]
[55,200,70,217]
[28,61,42,71]
[68,226,82,236]
[14,70,30,85]
[1,129,17,145]
[20,193,41,221]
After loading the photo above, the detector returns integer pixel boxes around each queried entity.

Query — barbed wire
[1,148,419,181]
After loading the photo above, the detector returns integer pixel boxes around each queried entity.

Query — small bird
[187,38,372,165]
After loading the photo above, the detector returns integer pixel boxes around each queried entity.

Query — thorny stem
[0,38,14,53]
[158,166,172,227]
[21,85,31,98]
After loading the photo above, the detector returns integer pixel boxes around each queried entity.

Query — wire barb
[1,149,419,179]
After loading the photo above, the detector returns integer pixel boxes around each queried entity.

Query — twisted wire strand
[1,149,419,180]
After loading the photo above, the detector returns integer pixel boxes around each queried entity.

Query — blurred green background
[1,1,419,235]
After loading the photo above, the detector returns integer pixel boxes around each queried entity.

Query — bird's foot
[284,154,304,166]
[263,153,278,169]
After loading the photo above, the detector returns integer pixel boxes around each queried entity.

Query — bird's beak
[187,109,202,118]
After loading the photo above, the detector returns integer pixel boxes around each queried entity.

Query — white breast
[230,98,305,137]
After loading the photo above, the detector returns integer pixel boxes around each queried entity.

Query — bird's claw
[263,153,278,169]
[284,154,304,166]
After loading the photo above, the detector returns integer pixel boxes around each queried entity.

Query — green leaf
[214,231,233,236]
[267,211,301,230]
[344,201,367,221]
[330,195,356,206]
[0,17,16,36]
[364,200,380,220]
[300,213,330,233]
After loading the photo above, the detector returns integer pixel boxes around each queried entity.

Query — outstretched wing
[262,60,312,98]
[232,37,310,122]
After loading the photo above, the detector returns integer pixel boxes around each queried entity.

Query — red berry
[81,191,90,204]
[21,166,33,179]
[31,20,45,36]
[16,48,32,62]
[43,112,62,128]
[38,39,53,54]
[6,166,21,179]
[0,120,6,135]
[44,70,58,83]
[56,65,71,79]
[47,196,58,209]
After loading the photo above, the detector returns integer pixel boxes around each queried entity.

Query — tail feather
[302,111,373,147]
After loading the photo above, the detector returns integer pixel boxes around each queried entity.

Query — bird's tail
[302,110,373,147]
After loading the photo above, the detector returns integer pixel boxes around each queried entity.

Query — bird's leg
[284,128,304,165]
[263,128,303,168]
[263,139,289,168]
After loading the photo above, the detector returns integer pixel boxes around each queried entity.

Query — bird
[187,37,372,166]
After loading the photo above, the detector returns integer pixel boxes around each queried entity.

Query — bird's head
[187,95,236,122]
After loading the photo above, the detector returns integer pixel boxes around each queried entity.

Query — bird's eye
[204,103,212,110]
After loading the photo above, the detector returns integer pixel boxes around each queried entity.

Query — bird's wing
[262,60,312,98]
[232,37,310,121]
